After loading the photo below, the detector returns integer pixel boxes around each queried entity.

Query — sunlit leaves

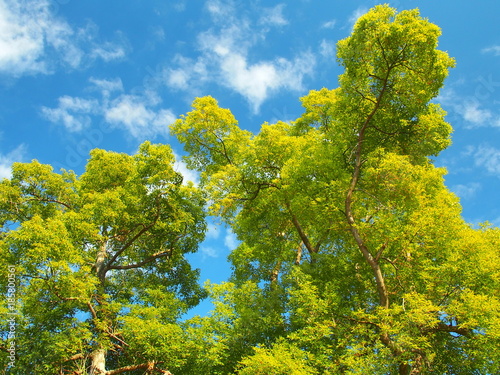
[171,4,499,374]
[0,142,207,374]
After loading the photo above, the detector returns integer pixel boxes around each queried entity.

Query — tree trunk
[95,242,108,284]
[89,348,106,374]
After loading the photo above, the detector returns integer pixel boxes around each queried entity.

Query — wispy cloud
[319,39,336,58]
[89,77,124,96]
[105,95,174,139]
[451,182,481,200]
[173,151,200,186]
[205,222,221,240]
[224,228,239,250]
[471,145,500,176]
[200,246,219,258]
[41,96,100,132]
[462,101,493,125]
[259,4,288,27]
[482,45,500,56]
[437,88,500,128]
[164,0,315,113]
[41,78,175,140]
[0,0,128,76]
[322,19,336,29]
[0,144,27,179]
[90,41,127,62]
[348,7,368,29]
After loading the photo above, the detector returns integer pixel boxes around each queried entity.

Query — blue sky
[1,0,499,315]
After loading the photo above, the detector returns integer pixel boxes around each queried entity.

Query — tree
[0,142,207,374]
[172,5,500,374]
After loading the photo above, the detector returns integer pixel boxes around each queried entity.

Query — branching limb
[105,222,156,269]
[284,200,317,256]
[107,250,172,271]
[105,361,169,375]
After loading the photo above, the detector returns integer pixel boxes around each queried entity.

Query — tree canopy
[0,142,207,374]
[171,5,500,375]
[2,5,500,375]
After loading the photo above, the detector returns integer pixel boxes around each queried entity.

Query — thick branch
[107,250,172,271]
[429,322,472,338]
[284,200,317,256]
[64,353,85,362]
[105,362,172,375]
[87,301,98,321]
[105,222,156,270]
[295,241,303,265]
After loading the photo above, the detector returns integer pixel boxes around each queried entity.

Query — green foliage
[171,5,500,375]
[0,142,207,374]
[237,340,317,375]
[2,5,499,375]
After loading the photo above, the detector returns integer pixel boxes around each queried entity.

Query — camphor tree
[172,5,500,374]
[0,142,207,374]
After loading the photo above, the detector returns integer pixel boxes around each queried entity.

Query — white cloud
[472,145,500,176]
[482,45,500,56]
[166,55,208,91]
[105,95,175,139]
[319,39,335,58]
[41,96,99,132]
[224,228,239,250]
[0,0,127,76]
[348,7,368,29]
[89,77,124,96]
[200,246,219,258]
[437,88,500,128]
[173,151,200,186]
[0,144,27,179]
[205,0,234,20]
[205,222,220,240]
[322,19,336,29]
[167,68,189,90]
[165,1,315,113]
[0,0,55,74]
[451,182,481,199]
[259,4,288,27]
[42,78,175,139]
[217,51,315,113]
[462,101,493,124]
[90,42,126,62]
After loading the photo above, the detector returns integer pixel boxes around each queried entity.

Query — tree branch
[27,194,72,210]
[64,353,85,362]
[105,222,156,271]
[284,200,317,256]
[295,241,303,265]
[105,361,172,375]
[429,322,472,338]
[87,301,98,321]
[107,250,172,271]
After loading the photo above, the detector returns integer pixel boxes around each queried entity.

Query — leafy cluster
[0,142,206,374]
